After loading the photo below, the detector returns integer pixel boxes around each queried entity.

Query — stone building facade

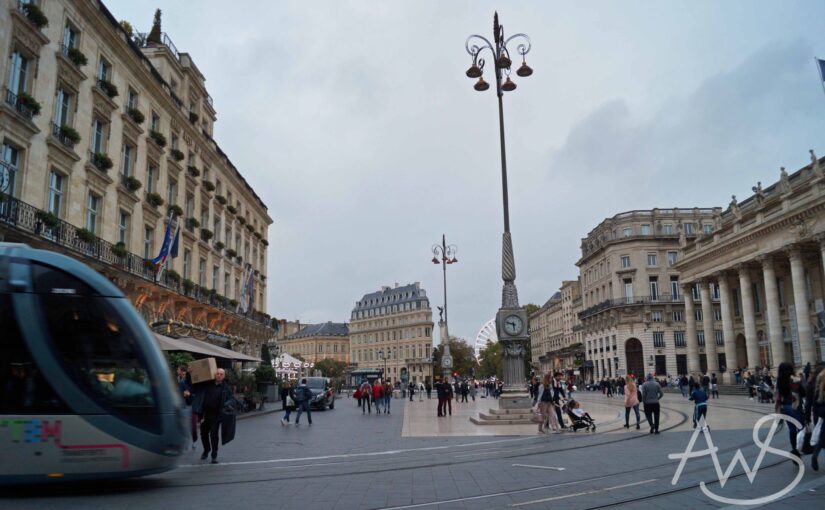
[675,152,825,381]
[0,0,274,356]
[529,280,585,377]
[280,322,350,364]
[349,283,434,385]
[577,208,720,380]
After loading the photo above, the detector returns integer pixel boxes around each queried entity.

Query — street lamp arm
[465,34,495,59]
[503,33,532,57]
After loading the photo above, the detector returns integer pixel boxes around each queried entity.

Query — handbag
[796,428,806,452]
[531,407,543,424]
[812,418,823,448]
[285,395,295,408]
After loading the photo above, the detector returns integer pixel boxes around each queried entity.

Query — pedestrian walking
[775,362,806,458]
[734,367,742,385]
[436,380,446,417]
[373,379,384,413]
[641,374,663,434]
[710,373,719,399]
[470,382,477,402]
[354,385,362,408]
[805,368,825,470]
[417,382,425,402]
[535,373,558,433]
[294,378,313,425]
[192,368,234,464]
[624,375,640,430]
[689,381,709,429]
[552,372,566,427]
[460,381,469,403]
[360,380,372,414]
[445,379,454,416]
[384,381,394,414]
[280,380,296,425]
[701,373,711,396]
[176,365,197,449]
[408,382,415,402]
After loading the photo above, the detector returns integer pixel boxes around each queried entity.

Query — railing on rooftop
[134,32,180,61]
[0,192,273,329]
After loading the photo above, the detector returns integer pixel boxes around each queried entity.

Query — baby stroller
[563,399,596,432]
[757,381,774,403]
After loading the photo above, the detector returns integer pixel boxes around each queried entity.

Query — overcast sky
[108,1,825,346]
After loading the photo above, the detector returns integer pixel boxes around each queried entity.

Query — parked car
[306,377,335,410]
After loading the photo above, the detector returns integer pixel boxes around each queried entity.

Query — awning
[154,333,261,362]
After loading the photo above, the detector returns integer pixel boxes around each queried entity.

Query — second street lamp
[432,234,457,381]
[464,12,533,407]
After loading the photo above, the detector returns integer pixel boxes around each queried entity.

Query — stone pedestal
[498,391,533,410]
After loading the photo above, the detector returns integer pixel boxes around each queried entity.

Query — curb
[237,406,283,421]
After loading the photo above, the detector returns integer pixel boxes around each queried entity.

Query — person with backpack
[624,375,640,430]
[689,382,709,429]
[775,362,806,458]
[293,378,313,425]
[384,381,394,413]
[535,373,558,433]
[360,380,372,414]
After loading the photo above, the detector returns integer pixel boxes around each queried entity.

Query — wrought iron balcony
[50,122,76,149]
[0,193,274,329]
[4,89,34,120]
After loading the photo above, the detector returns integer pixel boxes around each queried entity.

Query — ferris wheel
[474,318,498,359]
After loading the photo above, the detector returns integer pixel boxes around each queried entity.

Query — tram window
[0,294,69,414]
[38,292,160,431]
[31,262,95,296]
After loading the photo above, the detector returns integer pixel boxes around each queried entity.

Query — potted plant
[76,228,96,243]
[186,217,200,229]
[92,152,113,171]
[187,166,200,177]
[226,248,237,258]
[182,278,195,293]
[215,241,225,250]
[166,269,181,284]
[146,192,164,208]
[98,79,119,99]
[148,130,167,147]
[126,176,142,192]
[226,205,237,215]
[144,259,157,271]
[168,204,184,217]
[35,210,59,229]
[202,180,216,192]
[253,231,262,239]
[67,47,87,67]
[189,112,199,123]
[22,2,48,29]
[237,217,246,226]
[200,228,214,241]
[261,239,269,247]
[245,224,254,233]
[112,241,128,257]
[127,107,144,124]
[59,125,80,144]
[229,299,239,308]
[215,294,226,306]
[170,148,184,162]
[236,255,243,264]
[215,195,227,205]
[17,92,41,116]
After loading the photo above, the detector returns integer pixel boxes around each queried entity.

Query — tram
[0,243,189,484]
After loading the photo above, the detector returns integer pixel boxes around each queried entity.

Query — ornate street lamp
[378,348,388,381]
[432,234,458,381]
[464,13,533,408]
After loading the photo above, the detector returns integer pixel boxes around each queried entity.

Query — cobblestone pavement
[2,392,824,509]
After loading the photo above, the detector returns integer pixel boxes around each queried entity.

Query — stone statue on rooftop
[811,150,823,179]
[779,167,791,195]
[730,195,742,220]
[752,182,764,206]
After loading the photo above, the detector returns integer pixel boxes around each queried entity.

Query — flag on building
[151,213,180,282]
[238,263,255,314]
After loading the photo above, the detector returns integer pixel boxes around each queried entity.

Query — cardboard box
[189,357,217,384]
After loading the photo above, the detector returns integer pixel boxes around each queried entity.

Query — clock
[503,314,524,336]
[442,355,453,368]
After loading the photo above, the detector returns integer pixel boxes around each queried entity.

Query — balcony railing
[4,88,34,120]
[50,122,76,150]
[0,193,273,329]
[579,293,686,319]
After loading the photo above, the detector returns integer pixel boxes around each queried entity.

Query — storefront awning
[154,333,261,362]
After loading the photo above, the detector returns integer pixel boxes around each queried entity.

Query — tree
[254,365,276,384]
[119,20,134,38]
[147,9,162,44]
[164,351,194,370]
[315,358,347,380]
[432,337,478,379]
[477,341,503,379]
[523,303,540,316]
[260,344,272,366]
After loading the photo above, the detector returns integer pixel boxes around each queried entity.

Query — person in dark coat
[191,368,234,464]
[176,365,197,448]
[436,380,447,417]
[280,381,296,425]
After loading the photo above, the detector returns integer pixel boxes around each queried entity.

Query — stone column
[716,272,738,383]
[738,266,761,371]
[788,247,816,366]
[760,255,785,368]
[682,284,700,375]
[698,279,719,374]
